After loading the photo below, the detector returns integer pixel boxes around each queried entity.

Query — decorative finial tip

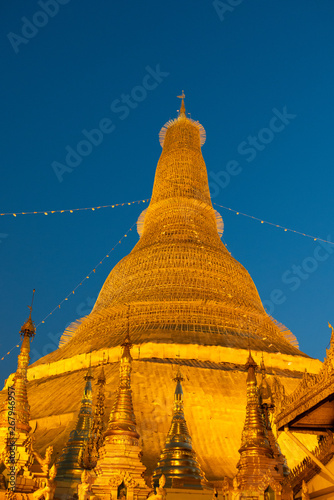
[173,365,184,383]
[245,350,257,369]
[177,91,186,118]
[20,290,36,338]
[85,355,94,380]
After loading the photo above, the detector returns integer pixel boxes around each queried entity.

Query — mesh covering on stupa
[2,97,322,481]
[32,98,306,361]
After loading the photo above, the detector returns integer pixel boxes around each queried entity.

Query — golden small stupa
[152,367,206,489]
[5,95,323,481]
[235,352,288,497]
[56,364,93,483]
[92,335,149,500]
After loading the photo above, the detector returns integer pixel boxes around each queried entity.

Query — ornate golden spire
[152,367,205,489]
[13,290,36,434]
[258,356,275,430]
[80,363,106,470]
[56,364,93,481]
[239,352,272,457]
[0,291,36,488]
[104,334,139,444]
[19,289,36,339]
[236,352,286,491]
[92,339,149,499]
[258,355,290,477]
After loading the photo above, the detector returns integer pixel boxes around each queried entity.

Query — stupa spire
[80,362,106,470]
[0,291,36,490]
[14,289,36,433]
[92,337,149,500]
[235,352,287,493]
[152,367,205,489]
[56,363,93,481]
[104,333,139,443]
[238,351,272,458]
[177,90,186,118]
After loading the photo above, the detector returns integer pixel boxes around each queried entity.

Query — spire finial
[28,288,35,316]
[85,354,93,381]
[261,351,266,376]
[20,289,36,338]
[122,304,131,347]
[177,90,186,118]
[173,365,184,383]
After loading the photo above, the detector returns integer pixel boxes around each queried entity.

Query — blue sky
[1,0,334,382]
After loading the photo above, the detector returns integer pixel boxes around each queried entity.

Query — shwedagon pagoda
[1,96,331,500]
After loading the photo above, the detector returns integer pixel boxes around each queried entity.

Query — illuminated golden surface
[153,369,205,489]
[0,100,323,482]
[33,102,302,363]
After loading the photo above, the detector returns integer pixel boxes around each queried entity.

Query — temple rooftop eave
[276,330,334,433]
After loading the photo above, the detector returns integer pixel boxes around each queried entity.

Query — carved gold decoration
[149,474,166,500]
[32,464,57,500]
[78,469,93,500]
[33,446,53,475]
[301,479,310,500]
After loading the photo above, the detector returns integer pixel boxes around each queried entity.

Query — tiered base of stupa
[92,441,150,499]
[158,487,215,499]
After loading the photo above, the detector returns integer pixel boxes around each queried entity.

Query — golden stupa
[8,96,322,481]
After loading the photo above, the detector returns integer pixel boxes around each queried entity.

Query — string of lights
[213,203,333,245]
[2,197,332,245]
[1,220,137,362]
[2,201,332,362]
[0,199,149,217]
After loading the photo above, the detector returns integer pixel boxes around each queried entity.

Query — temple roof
[276,324,334,433]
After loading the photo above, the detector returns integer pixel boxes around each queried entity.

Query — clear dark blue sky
[1,1,334,383]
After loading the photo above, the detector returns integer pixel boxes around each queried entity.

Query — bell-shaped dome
[35,99,301,364]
